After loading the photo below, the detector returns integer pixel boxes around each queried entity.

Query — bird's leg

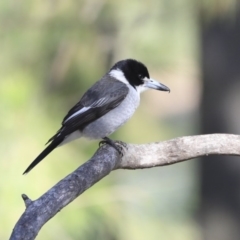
[99,137,123,155]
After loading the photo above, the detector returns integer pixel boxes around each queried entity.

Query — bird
[23,59,170,174]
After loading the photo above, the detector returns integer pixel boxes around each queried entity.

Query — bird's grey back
[62,75,129,123]
[82,77,140,139]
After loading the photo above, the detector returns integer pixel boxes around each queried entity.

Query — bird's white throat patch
[135,85,148,94]
[109,69,128,84]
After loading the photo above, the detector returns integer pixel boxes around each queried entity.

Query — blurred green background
[2,0,240,239]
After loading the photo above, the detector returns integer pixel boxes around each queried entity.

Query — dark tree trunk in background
[200,5,240,240]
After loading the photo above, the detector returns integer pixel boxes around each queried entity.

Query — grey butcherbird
[23,59,170,174]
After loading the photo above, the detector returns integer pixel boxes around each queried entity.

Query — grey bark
[10,134,240,240]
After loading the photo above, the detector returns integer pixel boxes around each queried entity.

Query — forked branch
[10,134,240,240]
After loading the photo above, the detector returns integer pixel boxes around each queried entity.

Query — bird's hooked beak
[144,77,170,92]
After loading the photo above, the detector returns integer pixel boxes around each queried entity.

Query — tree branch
[10,134,240,240]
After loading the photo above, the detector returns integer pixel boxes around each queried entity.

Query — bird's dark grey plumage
[23,59,170,174]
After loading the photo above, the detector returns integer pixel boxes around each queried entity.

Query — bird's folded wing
[60,79,129,137]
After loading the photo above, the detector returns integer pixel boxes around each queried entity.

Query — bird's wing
[51,78,129,140]
[24,77,129,174]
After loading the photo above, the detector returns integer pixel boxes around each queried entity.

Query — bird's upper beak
[144,78,170,92]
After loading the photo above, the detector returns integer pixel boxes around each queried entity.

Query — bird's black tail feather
[23,137,64,174]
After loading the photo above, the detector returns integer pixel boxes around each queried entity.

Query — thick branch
[10,134,240,240]
[118,133,240,169]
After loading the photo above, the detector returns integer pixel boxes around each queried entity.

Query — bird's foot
[115,140,128,156]
[99,137,126,156]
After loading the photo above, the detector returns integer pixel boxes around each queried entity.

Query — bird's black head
[110,59,150,88]
[110,59,170,93]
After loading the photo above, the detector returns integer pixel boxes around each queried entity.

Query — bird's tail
[23,137,63,174]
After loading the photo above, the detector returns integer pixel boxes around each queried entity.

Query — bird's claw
[99,137,126,156]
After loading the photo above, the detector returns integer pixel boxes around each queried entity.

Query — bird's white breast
[82,84,140,139]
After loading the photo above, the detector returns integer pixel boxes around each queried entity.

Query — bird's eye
[138,74,143,79]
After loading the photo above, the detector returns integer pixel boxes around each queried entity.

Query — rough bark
[10,134,240,240]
